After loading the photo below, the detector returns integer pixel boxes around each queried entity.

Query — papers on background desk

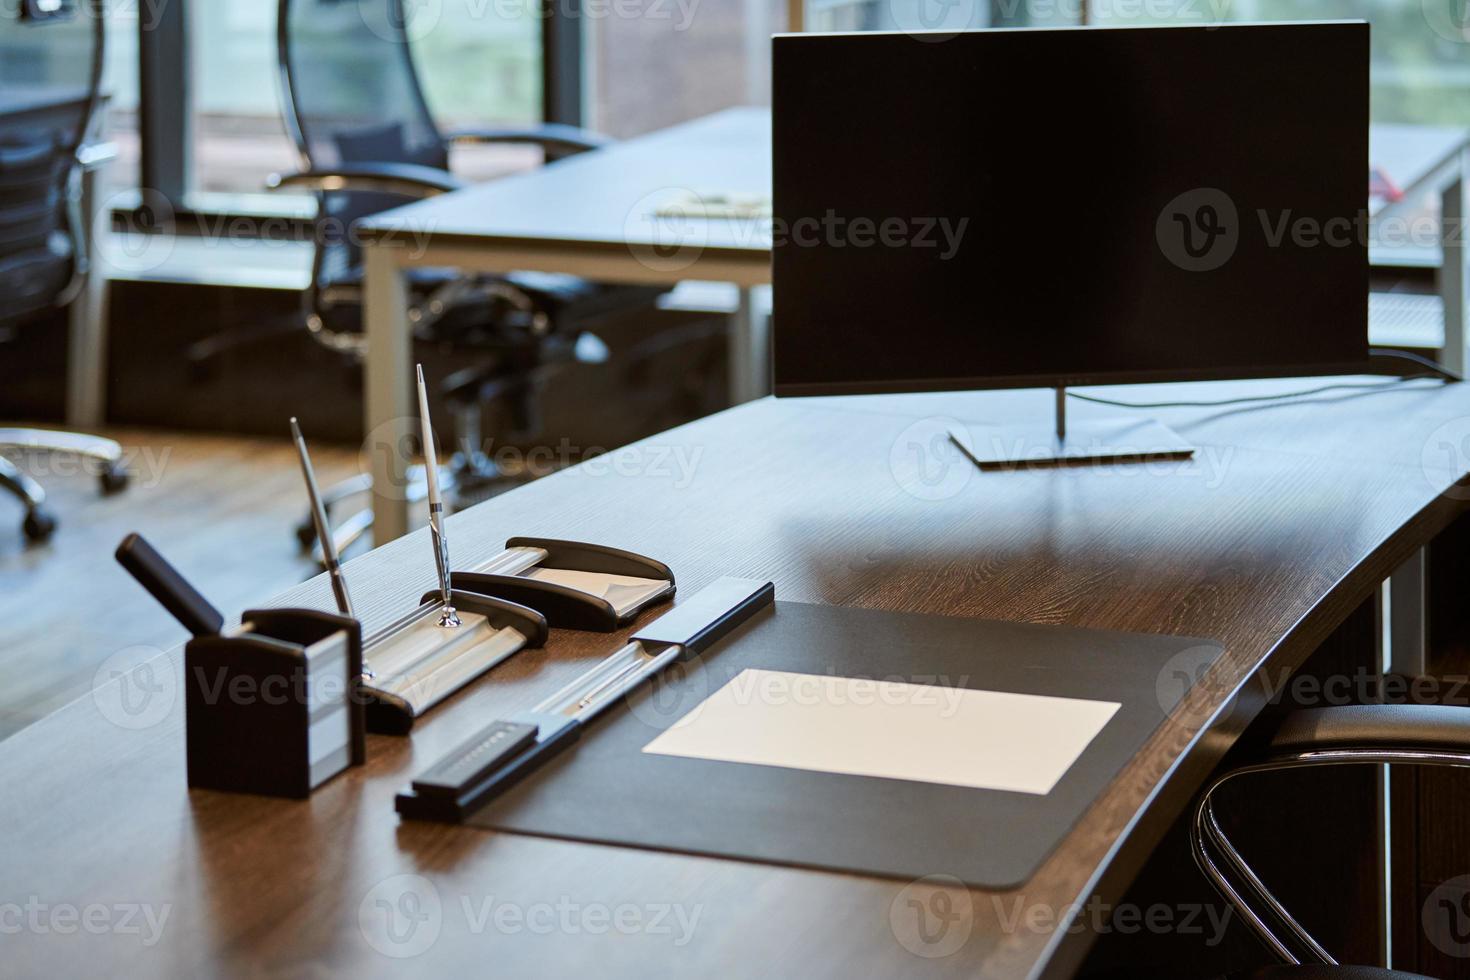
[642,669,1120,796]
[524,567,673,619]
[653,191,772,221]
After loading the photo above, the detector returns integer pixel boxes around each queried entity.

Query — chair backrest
[277,0,449,324]
[0,0,103,324]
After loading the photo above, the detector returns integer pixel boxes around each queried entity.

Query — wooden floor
[0,429,359,739]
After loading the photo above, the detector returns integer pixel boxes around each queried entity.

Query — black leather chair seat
[0,244,70,321]
[1269,704,1470,754]
[1226,966,1436,980]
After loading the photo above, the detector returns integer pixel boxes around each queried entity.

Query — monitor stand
[947,387,1195,470]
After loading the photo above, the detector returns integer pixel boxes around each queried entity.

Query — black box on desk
[184,607,366,799]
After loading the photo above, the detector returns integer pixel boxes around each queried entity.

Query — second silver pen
[416,364,460,629]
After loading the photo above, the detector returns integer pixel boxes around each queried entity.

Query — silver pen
[416,364,460,628]
[290,417,355,620]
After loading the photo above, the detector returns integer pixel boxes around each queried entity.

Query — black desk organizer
[451,537,675,632]
[356,536,671,735]
[185,607,365,799]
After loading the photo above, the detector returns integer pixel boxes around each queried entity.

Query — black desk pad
[465,601,1224,888]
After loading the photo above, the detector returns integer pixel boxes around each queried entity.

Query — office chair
[1193,703,1464,980]
[271,0,663,554]
[1,0,128,543]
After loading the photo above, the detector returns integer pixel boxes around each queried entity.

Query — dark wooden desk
[5,379,1470,978]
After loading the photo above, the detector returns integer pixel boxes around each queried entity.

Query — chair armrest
[444,123,611,160]
[266,163,467,198]
[1267,703,1470,755]
[76,141,118,171]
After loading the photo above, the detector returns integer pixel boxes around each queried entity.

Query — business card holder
[451,536,675,632]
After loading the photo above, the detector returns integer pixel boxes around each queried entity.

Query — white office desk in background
[357,108,773,542]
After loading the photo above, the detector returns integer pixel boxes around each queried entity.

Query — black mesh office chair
[272,0,663,553]
[1,0,127,543]
[1194,703,1464,980]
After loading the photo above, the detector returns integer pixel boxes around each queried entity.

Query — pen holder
[184,607,366,799]
[360,591,549,736]
[452,537,676,632]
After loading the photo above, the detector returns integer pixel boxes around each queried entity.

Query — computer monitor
[772,22,1369,464]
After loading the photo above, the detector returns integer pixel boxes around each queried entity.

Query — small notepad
[642,668,1120,795]
[652,191,772,220]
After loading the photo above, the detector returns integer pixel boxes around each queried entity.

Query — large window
[416,0,544,181]
[191,1,295,194]
[95,0,1470,208]
[590,0,787,137]
[100,0,140,190]
[803,0,1470,128]
[1089,0,1470,126]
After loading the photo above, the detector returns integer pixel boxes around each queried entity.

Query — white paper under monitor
[642,669,1121,796]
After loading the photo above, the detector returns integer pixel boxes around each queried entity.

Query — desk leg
[728,286,769,404]
[1440,157,1466,378]
[364,243,412,543]
[66,161,108,429]
[1386,551,1427,972]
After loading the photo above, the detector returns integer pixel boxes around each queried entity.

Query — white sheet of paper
[641,668,1121,796]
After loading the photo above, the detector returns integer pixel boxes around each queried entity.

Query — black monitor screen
[772,23,1369,396]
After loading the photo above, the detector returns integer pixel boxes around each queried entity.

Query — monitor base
[948,416,1195,471]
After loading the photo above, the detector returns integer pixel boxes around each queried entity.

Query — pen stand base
[359,590,549,736]
[185,608,366,799]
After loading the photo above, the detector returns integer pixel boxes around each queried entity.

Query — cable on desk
[1369,347,1462,381]
[1067,373,1444,410]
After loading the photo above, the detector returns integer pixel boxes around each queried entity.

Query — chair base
[0,429,130,544]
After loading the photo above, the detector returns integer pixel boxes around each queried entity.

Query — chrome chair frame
[1193,741,1470,966]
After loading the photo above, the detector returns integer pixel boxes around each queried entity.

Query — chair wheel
[295,517,317,550]
[99,462,130,495]
[23,509,57,542]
